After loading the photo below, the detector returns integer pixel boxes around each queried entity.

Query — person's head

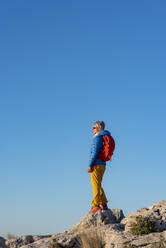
[92,120,105,135]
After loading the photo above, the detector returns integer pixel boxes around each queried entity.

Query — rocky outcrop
[121,200,166,232]
[72,209,125,231]
[0,237,7,248]
[5,236,50,248]
[104,230,166,248]
[3,200,166,248]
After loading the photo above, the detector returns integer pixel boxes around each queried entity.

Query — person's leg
[99,188,108,205]
[98,166,108,206]
[90,164,107,207]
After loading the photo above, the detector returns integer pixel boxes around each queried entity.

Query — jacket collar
[93,130,111,138]
[93,131,100,138]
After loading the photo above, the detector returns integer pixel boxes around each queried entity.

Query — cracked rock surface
[1,200,166,248]
[121,200,166,232]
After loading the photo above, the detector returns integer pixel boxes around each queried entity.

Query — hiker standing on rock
[87,121,115,214]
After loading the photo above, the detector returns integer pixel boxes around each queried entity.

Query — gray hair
[93,120,105,130]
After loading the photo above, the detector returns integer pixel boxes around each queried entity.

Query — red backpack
[97,135,115,161]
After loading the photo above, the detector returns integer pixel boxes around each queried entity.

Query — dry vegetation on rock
[129,215,156,236]
[78,232,104,248]
[1,201,166,248]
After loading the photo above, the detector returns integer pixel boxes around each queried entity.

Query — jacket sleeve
[88,135,103,168]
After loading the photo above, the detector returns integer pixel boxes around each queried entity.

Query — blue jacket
[88,130,111,168]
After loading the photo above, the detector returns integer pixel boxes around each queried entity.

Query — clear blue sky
[0,0,166,238]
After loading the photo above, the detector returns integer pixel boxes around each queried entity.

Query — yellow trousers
[90,164,108,207]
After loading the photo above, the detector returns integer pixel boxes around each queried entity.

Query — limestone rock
[111,209,125,223]
[6,235,47,248]
[105,230,166,248]
[3,201,166,248]
[14,209,125,248]
[72,209,125,232]
[0,237,6,248]
[121,200,166,232]
[20,232,80,248]
[6,236,34,248]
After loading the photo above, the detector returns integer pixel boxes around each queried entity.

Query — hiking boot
[88,206,101,214]
[100,204,108,210]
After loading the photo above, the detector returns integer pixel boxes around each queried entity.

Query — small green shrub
[129,215,156,236]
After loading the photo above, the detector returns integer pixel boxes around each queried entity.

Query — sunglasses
[93,127,97,129]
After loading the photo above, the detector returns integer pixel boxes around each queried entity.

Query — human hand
[87,166,93,173]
